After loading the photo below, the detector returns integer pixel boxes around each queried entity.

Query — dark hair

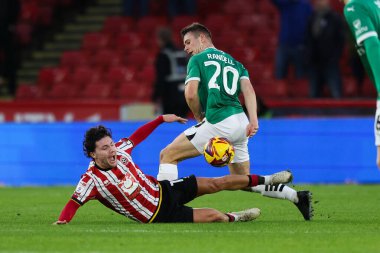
[83,125,112,158]
[180,22,212,39]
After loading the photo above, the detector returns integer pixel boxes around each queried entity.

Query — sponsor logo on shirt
[75,182,87,194]
[118,174,140,199]
[347,6,355,12]
[353,19,368,36]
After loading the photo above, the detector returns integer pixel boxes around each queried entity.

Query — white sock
[226,213,238,222]
[250,184,298,203]
[263,175,271,184]
[157,164,178,181]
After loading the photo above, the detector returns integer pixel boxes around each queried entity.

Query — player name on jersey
[206,53,235,65]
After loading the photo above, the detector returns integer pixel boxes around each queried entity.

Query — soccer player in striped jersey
[157,23,313,220]
[343,0,380,169]
[54,114,293,224]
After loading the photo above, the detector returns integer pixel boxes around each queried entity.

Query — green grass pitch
[1,184,380,253]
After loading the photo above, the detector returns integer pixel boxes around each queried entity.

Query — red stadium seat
[37,67,69,92]
[254,80,288,99]
[15,84,38,99]
[136,65,155,84]
[82,33,111,53]
[236,14,267,32]
[204,14,232,32]
[138,85,153,102]
[171,15,199,33]
[197,0,223,17]
[137,16,168,32]
[47,82,79,99]
[223,0,254,15]
[81,82,114,99]
[60,51,89,68]
[248,63,273,82]
[106,66,136,85]
[116,82,138,100]
[215,30,248,50]
[115,32,145,53]
[126,49,153,70]
[117,81,151,102]
[92,49,124,71]
[230,47,259,65]
[102,16,134,36]
[71,66,101,87]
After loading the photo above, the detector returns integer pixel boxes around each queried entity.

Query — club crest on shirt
[121,157,129,165]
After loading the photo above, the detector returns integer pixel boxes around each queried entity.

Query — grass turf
[0,185,379,253]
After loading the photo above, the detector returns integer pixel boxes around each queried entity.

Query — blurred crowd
[0,0,373,103]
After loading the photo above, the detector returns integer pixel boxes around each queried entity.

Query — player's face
[93,136,117,169]
[183,32,203,56]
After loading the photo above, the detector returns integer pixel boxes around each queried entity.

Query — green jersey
[344,0,380,94]
[185,48,249,124]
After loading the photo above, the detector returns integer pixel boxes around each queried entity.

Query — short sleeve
[239,63,250,80]
[116,138,134,154]
[185,56,201,85]
[72,175,97,205]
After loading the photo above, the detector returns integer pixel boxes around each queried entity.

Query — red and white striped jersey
[71,138,161,223]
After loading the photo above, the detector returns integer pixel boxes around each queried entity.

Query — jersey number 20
[204,60,238,95]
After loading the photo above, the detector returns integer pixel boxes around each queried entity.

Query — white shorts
[184,112,250,163]
[375,101,380,146]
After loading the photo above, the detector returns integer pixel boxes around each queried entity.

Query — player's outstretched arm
[129,115,187,146]
[162,114,188,124]
[241,79,259,137]
[52,199,81,225]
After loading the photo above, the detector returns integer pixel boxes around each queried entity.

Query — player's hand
[162,114,188,124]
[246,122,259,138]
[52,220,68,225]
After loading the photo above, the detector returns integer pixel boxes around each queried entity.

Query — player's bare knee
[160,146,175,163]
[159,148,167,161]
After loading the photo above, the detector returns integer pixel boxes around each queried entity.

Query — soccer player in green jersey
[343,0,380,169]
[157,23,313,220]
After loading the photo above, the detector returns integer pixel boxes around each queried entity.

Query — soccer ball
[203,137,235,167]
